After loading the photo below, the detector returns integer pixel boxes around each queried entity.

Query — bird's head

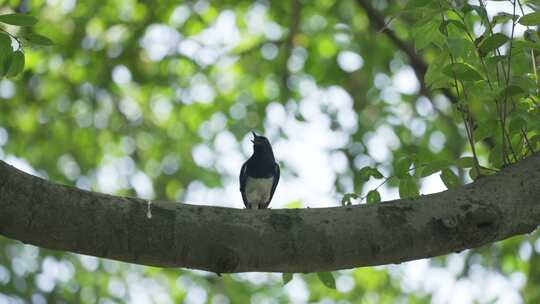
[251,131,270,146]
[250,131,274,157]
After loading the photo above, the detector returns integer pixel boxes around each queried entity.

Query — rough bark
[1,154,539,273]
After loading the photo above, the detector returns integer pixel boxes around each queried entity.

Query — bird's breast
[245,176,274,206]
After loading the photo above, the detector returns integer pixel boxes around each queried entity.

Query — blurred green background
[1,0,540,303]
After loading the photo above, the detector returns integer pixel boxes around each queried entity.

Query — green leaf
[442,62,484,81]
[447,37,468,58]
[513,40,540,51]
[394,157,413,178]
[341,193,358,206]
[470,5,488,20]
[398,176,419,199]
[455,157,475,168]
[492,13,517,25]
[489,144,504,168]
[499,85,525,98]
[370,168,384,179]
[485,55,507,66]
[0,13,38,26]
[317,272,336,289]
[474,119,499,143]
[444,19,467,32]
[0,32,11,48]
[519,11,540,26]
[413,18,445,50]
[524,29,539,43]
[366,190,381,204]
[425,51,450,88]
[358,167,371,181]
[26,33,54,46]
[358,166,384,181]
[0,33,13,76]
[6,50,24,77]
[478,33,509,56]
[282,273,293,285]
[509,117,526,134]
[469,167,478,181]
[440,168,461,189]
[420,160,451,177]
[404,0,433,10]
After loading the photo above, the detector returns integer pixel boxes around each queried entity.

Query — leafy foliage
[0,12,52,79]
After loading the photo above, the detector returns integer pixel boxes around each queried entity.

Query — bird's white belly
[245,177,274,208]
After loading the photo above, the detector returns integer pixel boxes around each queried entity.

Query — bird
[239,131,280,209]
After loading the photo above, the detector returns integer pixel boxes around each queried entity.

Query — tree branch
[354,0,497,149]
[354,0,458,104]
[1,154,539,273]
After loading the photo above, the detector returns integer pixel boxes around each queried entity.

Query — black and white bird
[239,132,280,209]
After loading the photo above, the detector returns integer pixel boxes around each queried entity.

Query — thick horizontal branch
[1,154,539,273]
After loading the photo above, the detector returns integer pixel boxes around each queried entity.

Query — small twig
[522,128,536,154]
[479,166,499,173]
[377,14,398,34]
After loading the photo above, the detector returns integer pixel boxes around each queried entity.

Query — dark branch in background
[354,0,458,105]
[1,154,539,273]
[280,0,301,103]
[354,0,496,149]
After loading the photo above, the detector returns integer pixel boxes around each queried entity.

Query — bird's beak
[251,131,257,143]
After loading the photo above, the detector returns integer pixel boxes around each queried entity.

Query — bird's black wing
[263,162,280,208]
[239,161,249,208]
